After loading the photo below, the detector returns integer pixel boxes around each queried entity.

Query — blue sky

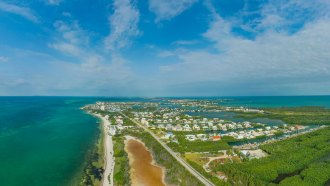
[0,0,330,96]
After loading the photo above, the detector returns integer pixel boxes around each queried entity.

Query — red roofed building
[212,135,221,141]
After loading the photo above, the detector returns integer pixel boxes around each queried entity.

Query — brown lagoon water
[125,139,165,186]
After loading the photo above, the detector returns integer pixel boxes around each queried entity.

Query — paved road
[120,112,215,186]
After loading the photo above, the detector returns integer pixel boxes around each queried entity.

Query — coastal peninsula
[83,98,330,186]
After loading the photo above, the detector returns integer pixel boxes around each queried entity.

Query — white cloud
[47,0,63,6]
[49,42,81,56]
[153,2,330,96]
[149,0,197,21]
[158,50,175,57]
[0,56,9,63]
[41,16,136,95]
[62,12,71,17]
[0,2,38,23]
[239,0,330,33]
[53,20,88,45]
[49,20,90,56]
[2,0,330,96]
[105,0,140,51]
[173,40,199,45]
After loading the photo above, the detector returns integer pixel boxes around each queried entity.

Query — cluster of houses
[91,102,308,142]
[85,102,123,112]
[135,112,260,132]
[222,126,279,139]
[106,115,134,135]
[189,107,265,114]
[224,106,264,113]
[184,133,222,141]
[150,121,256,132]
[162,124,307,142]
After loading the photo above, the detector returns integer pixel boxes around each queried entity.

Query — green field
[168,134,231,153]
[112,135,131,186]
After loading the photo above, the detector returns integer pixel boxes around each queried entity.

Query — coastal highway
[120,112,215,186]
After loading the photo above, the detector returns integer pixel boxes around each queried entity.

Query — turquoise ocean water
[0,97,100,186]
[0,96,329,186]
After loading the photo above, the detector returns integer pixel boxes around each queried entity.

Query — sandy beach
[94,113,115,186]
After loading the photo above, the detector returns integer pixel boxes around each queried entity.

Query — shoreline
[92,113,115,186]
[124,135,167,186]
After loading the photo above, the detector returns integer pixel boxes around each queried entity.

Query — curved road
[120,112,215,186]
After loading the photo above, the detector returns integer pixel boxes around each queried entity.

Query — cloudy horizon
[1,0,330,96]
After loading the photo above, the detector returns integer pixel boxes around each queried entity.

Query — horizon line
[0,95,330,98]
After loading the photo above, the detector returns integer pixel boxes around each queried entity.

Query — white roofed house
[115,118,123,125]
[244,122,252,128]
[162,132,174,139]
[185,134,196,141]
[220,125,227,131]
[241,150,250,157]
[196,134,208,141]
[173,124,183,131]
[165,124,173,131]
[237,135,244,139]
[183,124,192,131]
[202,126,209,131]
[117,125,124,131]
[150,124,156,130]
[158,124,165,129]
[109,125,116,136]
[227,124,235,129]
[141,118,149,126]
[193,124,200,131]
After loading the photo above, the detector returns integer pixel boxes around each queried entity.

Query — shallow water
[126,139,165,186]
